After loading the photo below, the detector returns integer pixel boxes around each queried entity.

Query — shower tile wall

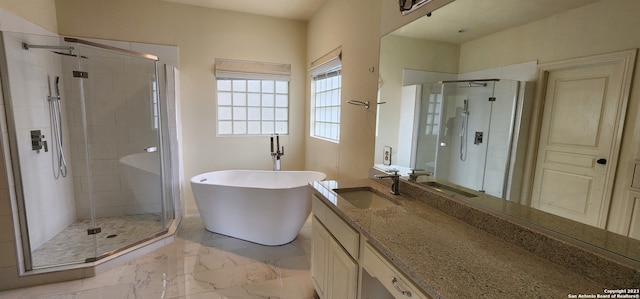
[441,90,492,192]
[1,32,76,250]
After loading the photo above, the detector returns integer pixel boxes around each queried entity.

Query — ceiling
[162,0,327,21]
[392,0,602,43]
[161,0,601,42]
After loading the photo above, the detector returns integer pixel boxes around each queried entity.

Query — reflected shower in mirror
[431,79,527,200]
[374,0,640,262]
[378,76,531,201]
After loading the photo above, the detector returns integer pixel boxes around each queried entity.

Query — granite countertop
[310,179,608,299]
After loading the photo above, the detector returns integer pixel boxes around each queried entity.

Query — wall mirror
[375,0,640,262]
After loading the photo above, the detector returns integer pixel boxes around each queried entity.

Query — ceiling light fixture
[397,0,455,16]
[398,0,433,15]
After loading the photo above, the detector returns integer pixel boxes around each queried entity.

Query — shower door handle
[597,158,607,165]
[144,146,158,153]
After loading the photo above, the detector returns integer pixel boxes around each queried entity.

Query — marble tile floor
[1,215,315,298]
[32,214,163,268]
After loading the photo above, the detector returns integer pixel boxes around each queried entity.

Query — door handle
[597,158,607,165]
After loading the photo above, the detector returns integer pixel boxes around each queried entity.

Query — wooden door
[530,50,636,227]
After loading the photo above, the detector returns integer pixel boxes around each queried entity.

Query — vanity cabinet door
[327,238,358,299]
[312,214,358,299]
[312,216,330,299]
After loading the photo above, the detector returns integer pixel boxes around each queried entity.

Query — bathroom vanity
[309,176,638,298]
[311,187,430,299]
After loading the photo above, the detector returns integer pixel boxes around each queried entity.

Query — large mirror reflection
[375,0,640,261]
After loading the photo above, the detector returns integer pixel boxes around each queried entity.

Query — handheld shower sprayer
[48,76,68,178]
[460,99,470,161]
[54,76,60,98]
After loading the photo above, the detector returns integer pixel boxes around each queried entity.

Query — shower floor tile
[31,214,163,268]
[1,215,314,299]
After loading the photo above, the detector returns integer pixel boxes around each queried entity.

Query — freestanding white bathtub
[190,170,327,246]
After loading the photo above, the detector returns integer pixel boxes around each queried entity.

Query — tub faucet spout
[375,170,400,195]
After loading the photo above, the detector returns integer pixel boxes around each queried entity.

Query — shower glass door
[69,41,165,260]
[435,81,494,192]
[428,80,519,198]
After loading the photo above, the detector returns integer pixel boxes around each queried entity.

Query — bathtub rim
[189,169,327,190]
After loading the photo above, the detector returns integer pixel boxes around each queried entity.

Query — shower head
[21,42,82,58]
[22,42,73,52]
[467,82,487,87]
[439,79,498,87]
[51,51,88,59]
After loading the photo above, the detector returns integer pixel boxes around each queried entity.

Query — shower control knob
[597,158,607,165]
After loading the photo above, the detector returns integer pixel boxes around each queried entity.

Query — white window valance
[309,46,342,77]
[215,58,291,81]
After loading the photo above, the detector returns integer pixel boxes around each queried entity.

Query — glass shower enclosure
[0,31,174,270]
[414,79,525,199]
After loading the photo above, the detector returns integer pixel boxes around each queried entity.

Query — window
[310,47,342,142]
[151,80,159,130]
[424,93,441,136]
[215,59,291,135]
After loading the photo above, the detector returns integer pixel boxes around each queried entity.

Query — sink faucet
[375,170,400,195]
[270,134,284,171]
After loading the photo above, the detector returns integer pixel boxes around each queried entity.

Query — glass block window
[311,70,341,142]
[424,93,441,136]
[151,80,159,130]
[217,79,289,135]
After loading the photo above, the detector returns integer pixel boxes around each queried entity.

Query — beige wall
[304,0,381,179]
[54,0,308,215]
[0,0,58,33]
[458,0,640,235]
[375,35,459,166]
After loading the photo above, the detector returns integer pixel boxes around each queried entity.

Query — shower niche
[0,31,177,271]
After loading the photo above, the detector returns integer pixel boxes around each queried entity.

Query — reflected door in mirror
[530,58,630,228]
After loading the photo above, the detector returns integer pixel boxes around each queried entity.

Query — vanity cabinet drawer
[312,194,327,221]
[363,242,431,299]
[312,194,360,259]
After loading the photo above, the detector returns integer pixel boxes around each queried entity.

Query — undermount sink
[420,181,478,198]
[334,188,397,209]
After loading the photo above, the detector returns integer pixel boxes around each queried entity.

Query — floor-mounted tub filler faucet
[270,134,284,171]
[376,170,400,195]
